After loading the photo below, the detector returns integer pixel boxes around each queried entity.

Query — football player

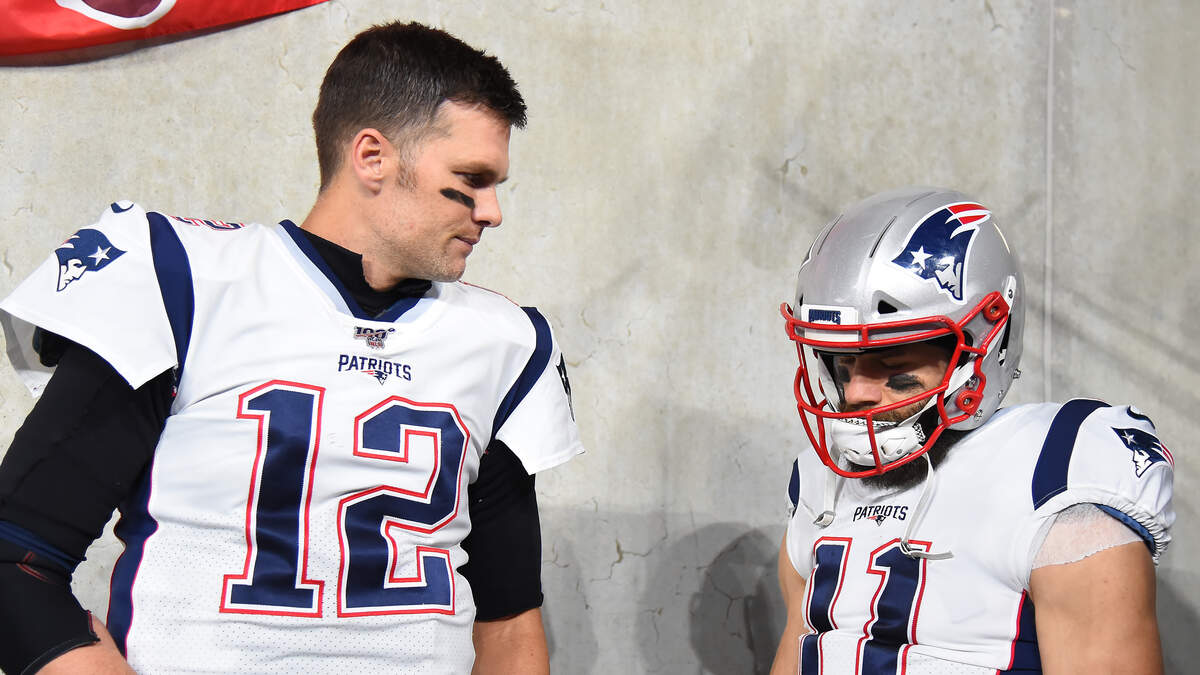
[0,22,583,674]
[770,187,1173,674]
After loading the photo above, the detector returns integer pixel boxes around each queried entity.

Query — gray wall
[1,1,1195,672]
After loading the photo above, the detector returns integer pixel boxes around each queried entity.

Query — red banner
[0,0,329,56]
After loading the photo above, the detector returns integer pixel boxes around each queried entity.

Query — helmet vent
[868,216,898,257]
[877,300,898,314]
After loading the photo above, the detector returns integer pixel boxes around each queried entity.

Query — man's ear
[348,128,392,193]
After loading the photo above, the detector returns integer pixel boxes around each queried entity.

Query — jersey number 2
[220,381,468,618]
[801,537,930,673]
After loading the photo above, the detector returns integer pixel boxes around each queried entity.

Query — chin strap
[899,453,954,560]
[813,470,838,527]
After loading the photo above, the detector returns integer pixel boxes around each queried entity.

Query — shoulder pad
[1031,400,1174,561]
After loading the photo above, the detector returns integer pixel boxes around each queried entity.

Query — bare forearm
[472,607,549,675]
[769,622,802,675]
[770,536,807,675]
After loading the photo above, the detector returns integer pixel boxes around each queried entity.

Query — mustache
[841,401,926,423]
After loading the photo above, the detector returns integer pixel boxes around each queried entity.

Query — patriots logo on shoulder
[556,356,575,420]
[1112,427,1173,477]
[54,228,126,292]
[891,202,990,302]
[354,326,396,349]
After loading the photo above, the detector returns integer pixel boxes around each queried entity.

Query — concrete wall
[1,1,1195,672]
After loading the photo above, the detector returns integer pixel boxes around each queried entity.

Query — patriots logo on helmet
[891,203,990,302]
[1112,427,1172,477]
[54,229,126,292]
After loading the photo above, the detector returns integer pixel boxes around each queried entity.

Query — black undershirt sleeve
[0,336,172,674]
[461,440,544,621]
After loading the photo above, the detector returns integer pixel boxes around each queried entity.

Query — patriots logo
[891,202,990,302]
[1112,427,1172,477]
[363,369,389,384]
[852,504,908,524]
[54,229,126,292]
[556,356,575,420]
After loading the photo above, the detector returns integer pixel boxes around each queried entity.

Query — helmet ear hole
[877,300,898,314]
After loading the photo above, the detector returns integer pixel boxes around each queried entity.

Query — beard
[849,427,968,491]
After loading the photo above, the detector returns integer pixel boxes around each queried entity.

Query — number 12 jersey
[0,202,584,673]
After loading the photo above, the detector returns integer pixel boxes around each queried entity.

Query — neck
[300,188,407,291]
[854,429,966,491]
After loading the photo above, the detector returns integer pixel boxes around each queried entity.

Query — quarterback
[770,188,1173,674]
[0,22,582,674]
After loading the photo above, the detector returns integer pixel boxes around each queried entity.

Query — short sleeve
[1,202,181,395]
[784,458,819,578]
[491,308,584,474]
[1031,401,1174,562]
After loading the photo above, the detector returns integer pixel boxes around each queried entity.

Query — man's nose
[473,187,502,228]
[841,370,884,410]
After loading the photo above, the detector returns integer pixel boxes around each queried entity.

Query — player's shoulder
[81,201,269,254]
[1059,398,1174,489]
[968,398,1173,482]
[146,204,271,249]
[1000,398,1174,557]
[444,281,555,343]
[452,280,525,312]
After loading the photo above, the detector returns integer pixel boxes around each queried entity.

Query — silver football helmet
[781,187,1024,477]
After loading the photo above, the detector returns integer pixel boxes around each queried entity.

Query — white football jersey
[784,401,1174,674]
[0,202,584,673]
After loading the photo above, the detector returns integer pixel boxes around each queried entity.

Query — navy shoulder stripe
[491,307,553,440]
[1031,399,1110,509]
[147,212,195,384]
[788,460,800,508]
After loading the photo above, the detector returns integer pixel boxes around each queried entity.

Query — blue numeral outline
[338,397,469,616]
[801,537,853,672]
[857,539,930,673]
[801,537,931,674]
[221,381,325,617]
[221,386,468,618]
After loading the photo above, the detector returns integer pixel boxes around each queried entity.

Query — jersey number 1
[220,380,468,617]
[801,537,930,673]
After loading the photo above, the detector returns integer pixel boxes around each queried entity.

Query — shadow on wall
[543,534,600,671]
[639,522,787,674]
[1159,571,1200,675]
